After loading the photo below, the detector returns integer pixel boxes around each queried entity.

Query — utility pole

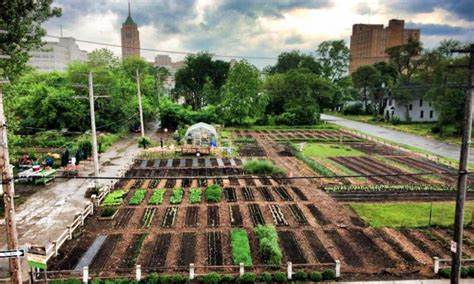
[450,44,474,284]
[88,72,100,188]
[136,69,145,138]
[0,82,22,284]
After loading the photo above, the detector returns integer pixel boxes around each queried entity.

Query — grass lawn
[302,143,364,158]
[351,201,474,228]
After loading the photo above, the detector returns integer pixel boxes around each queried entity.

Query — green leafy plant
[254,225,282,265]
[230,229,252,266]
[237,273,256,283]
[199,272,222,284]
[243,159,285,175]
[273,271,287,282]
[322,269,336,280]
[294,270,307,281]
[169,274,186,283]
[309,271,322,282]
[221,275,234,283]
[169,187,184,204]
[189,188,202,204]
[259,272,273,283]
[148,189,166,205]
[205,184,222,203]
[438,268,451,278]
[102,190,126,206]
[128,189,146,205]
[100,207,117,218]
[138,136,151,149]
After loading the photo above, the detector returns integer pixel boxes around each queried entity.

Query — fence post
[81,212,85,226]
[433,257,440,274]
[82,266,88,284]
[189,263,195,280]
[90,202,94,215]
[239,262,245,276]
[335,260,341,278]
[136,264,141,281]
[67,225,72,240]
[287,261,292,280]
[52,241,58,256]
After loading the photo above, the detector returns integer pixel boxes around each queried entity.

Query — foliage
[128,189,146,205]
[169,187,184,204]
[158,97,220,129]
[199,272,222,284]
[258,272,273,283]
[138,136,151,149]
[237,273,256,283]
[267,50,321,75]
[220,275,234,283]
[220,60,267,125]
[189,188,202,204]
[148,188,166,205]
[102,190,126,206]
[254,225,282,265]
[230,229,252,266]
[294,270,307,281]
[123,233,147,268]
[317,40,350,83]
[100,207,117,218]
[322,269,336,280]
[302,143,364,158]
[273,272,287,282]
[309,271,322,282]
[205,184,222,203]
[242,160,285,175]
[288,144,334,176]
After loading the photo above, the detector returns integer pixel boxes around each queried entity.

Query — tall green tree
[267,51,320,74]
[220,60,266,125]
[351,65,380,111]
[0,0,61,79]
[316,40,350,83]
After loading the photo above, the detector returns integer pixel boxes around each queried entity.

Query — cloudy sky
[44,0,473,68]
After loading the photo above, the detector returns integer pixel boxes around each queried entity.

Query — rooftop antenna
[128,0,131,17]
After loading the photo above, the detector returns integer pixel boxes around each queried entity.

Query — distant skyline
[43,0,474,68]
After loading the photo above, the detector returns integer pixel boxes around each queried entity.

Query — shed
[184,122,218,146]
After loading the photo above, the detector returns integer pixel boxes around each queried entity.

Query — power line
[45,34,278,61]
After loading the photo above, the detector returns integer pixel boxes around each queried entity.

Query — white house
[383,96,438,122]
[28,37,88,72]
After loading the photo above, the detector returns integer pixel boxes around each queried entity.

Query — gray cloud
[285,34,304,45]
[388,0,474,21]
[406,22,470,36]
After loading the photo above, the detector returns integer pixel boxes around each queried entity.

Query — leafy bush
[258,272,273,283]
[128,189,146,205]
[254,225,282,265]
[237,273,256,283]
[146,273,159,284]
[221,274,234,283]
[169,274,186,283]
[273,271,287,282]
[322,269,336,280]
[230,229,252,266]
[309,271,322,282]
[342,102,365,115]
[100,207,117,218]
[468,266,474,277]
[138,136,151,149]
[158,275,172,283]
[205,184,222,203]
[189,188,202,204]
[242,159,285,175]
[438,268,451,278]
[294,270,307,281]
[199,272,222,284]
[461,267,469,278]
[148,189,166,205]
[169,187,184,204]
[102,190,126,206]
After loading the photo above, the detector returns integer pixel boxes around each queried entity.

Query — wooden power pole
[88,72,100,188]
[451,44,474,284]
[136,69,145,138]
[0,84,22,283]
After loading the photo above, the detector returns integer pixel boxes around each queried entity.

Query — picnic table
[18,168,57,185]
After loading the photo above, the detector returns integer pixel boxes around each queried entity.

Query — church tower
[121,1,140,59]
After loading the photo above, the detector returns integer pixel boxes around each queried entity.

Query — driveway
[321,114,473,163]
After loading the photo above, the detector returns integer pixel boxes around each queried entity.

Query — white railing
[433,257,474,273]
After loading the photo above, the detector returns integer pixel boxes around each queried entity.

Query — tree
[351,65,380,111]
[87,48,119,69]
[267,51,320,74]
[174,52,229,109]
[0,0,61,79]
[220,60,266,125]
[316,40,350,83]
[386,37,423,81]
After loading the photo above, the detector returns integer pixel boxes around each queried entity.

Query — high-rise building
[153,54,185,92]
[121,2,140,59]
[28,37,88,72]
[349,19,420,73]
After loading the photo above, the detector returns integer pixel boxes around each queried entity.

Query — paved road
[321,114,473,163]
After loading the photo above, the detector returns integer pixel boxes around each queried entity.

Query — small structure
[184,122,218,147]
[383,95,438,122]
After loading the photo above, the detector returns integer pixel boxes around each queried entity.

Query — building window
[409,104,412,111]
[419,99,423,107]
[430,110,433,119]
[420,110,424,118]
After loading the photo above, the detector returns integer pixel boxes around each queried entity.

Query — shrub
[461,267,469,278]
[322,269,336,280]
[221,274,234,283]
[230,229,252,266]
[189,188,202,204]
[128,189,146,205]
[205,184,222,203]
[199,272,222,284]
[468,266,474,277]
[138,136,151,149]
[100,207,117,218]
[237,273,256,283]
[170,274,186,283]
[438,268,451,278]
[243,160,285,175]
[169,187,184,204]
[273,271,287,282]
[254,225,282,265]
[102,190,126,206]
[148,189,166,205]
[146,272,159,284]
[158,274,172,283]
[309,271,322,282]
[259,272,273,283]
[342,102,365,115]
[294,270,307,281]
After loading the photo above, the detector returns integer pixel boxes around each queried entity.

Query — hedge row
[439,267,474,279]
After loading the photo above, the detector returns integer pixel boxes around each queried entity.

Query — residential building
[121,2,140,59]
[349,19,420,73]
[27,37,88,72]
[153,54,185,92]
[383,96,438,122]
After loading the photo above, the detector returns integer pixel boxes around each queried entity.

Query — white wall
[384,98,438,122]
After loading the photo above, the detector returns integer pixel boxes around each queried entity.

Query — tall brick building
[121,2,140,59]
[349,19,420,73]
